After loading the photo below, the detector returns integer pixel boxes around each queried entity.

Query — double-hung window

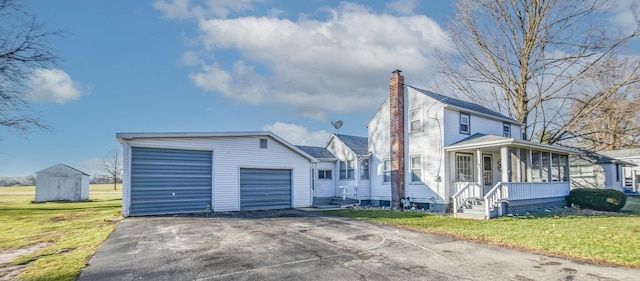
[360,159,369,179]
[456,153,473,181]
[410,109,422,132]
[340,160,355,180]
[383,159,391,182]
[410,155,422,182]
[460,113,470,134]
[503,123,511,137]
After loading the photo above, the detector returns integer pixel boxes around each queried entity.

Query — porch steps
[456,198,487,220]
[313,197,359,209]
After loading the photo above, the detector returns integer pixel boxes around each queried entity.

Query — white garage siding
[119,133,315,216]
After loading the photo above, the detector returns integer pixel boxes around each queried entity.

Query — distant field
[0,184,122,280]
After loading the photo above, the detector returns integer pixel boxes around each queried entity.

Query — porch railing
[507,182,570,200]
[483,182,571,218]
[483,182,508,218]
[451,182,482,216]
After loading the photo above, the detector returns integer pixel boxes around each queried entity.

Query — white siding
[367,87,447,203]
[443,108,519,146]
[368,97,391,201]
[121,136,313,214]
[327,136,360,196]
[314,161,336,197]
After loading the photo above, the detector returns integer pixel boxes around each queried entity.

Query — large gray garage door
[240,169,292,211]
[130,147,212,216]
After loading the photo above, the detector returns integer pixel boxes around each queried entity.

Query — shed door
[130,147,212,216]
[240,168,292,211]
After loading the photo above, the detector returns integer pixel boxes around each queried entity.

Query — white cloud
[607,0,640,35]
[27,68,88,105]
[185,3,450,120]
[385,0,419,15]
[154,0,263,19]
[263,122,330,146]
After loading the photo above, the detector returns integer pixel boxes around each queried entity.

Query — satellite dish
[331,120,343,130]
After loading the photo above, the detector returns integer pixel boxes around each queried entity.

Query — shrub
[567,188,627,212]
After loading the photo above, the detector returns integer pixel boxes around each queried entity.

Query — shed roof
[296,146,336,159]
[598,148,640,159]
[116,131,318,162]
[36,163,90,176]
[445,133,576,154]
[408,86,520,124]
[334,134,369,156]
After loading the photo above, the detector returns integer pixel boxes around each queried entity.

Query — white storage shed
[116,132,318,217]
[35,164,90,202]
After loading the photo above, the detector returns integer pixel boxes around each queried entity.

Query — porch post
[500,146,509,183]
[527,149,533,182]
[547,153,553,182]
[516,149,522,182]
[476,148,483,187]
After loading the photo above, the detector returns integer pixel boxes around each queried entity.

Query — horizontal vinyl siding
[368,96,391,201]
[443,109,518,146]
[406,90,448,204]
[315,161,336,197]
[123,136,312,212]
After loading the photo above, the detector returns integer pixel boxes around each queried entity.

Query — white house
[35,164,90,202]
[571,151,638,193]
[599,148,640,193]
[301,71,575,219]
[116,132,317,217]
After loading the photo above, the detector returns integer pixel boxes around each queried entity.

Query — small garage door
[130,147,212,216]
[240,168,292,211]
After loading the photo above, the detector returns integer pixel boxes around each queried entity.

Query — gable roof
[333,134,369,156]
[408,86,520,124]
[116,131,318,162]
[599,148,640,159]
[572,151,636,166]
[36,163,90,176]
[296,145,336,159]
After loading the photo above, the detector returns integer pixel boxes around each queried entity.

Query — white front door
[483,155,493,195]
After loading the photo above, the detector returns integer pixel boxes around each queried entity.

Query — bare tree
[439,0,640,145]
[101,149,122,190]
[562,56,640,150]
[0,0,61,134]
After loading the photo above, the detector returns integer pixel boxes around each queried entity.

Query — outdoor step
[455,212,487,220]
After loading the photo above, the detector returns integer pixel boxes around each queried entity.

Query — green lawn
[325,197,640,268]
[0,184,122,280]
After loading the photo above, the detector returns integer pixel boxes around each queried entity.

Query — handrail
[451,182,482,216]
[483,182,508,219]
[339,185,358,200]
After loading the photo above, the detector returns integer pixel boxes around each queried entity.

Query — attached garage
[117,132,317,217]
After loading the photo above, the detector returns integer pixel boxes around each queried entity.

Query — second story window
[460,112,470,134]
[503,123,511,137]
[410,109,422,132]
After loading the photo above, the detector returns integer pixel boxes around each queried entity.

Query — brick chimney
[390,70,405,209]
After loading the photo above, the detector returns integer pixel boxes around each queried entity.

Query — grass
[0,184,122,281]
[325,196,640,268]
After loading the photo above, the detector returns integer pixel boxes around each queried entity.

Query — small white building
[599,148,640,193]
[571,152,638,192]
[35,164,90,202]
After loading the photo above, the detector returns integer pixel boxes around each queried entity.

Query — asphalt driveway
[79,209,640,281]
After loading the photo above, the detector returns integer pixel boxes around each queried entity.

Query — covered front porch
[446,134,574,219]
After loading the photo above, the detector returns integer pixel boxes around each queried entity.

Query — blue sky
[0,0,637,177]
